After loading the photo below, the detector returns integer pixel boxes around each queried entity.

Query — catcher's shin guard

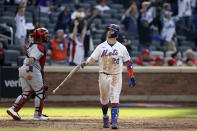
[13,92,32,112]
[111,103,119,129]
[34,87,45,117]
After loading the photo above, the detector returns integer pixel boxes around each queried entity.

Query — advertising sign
[1,66,22,98]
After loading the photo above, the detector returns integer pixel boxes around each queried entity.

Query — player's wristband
[27,66,33,72]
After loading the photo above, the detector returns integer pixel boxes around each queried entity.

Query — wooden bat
[52,65,80,94]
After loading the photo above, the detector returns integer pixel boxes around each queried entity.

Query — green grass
[0,129,85,131]
[1,107,197,118]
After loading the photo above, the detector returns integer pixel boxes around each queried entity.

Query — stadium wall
[1,66,197,104]
[44,66,197,103]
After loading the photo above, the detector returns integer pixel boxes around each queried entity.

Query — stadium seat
[7,45,22,52]
[104,9,118,16]
[80,3,90,9]
[131,51,140,57]
[110,4,123,9]
[151,40,161,48]
[180,40,195,48]
[0,0,4,4]
[85,0,96,4]
[25,12,32,18]
[95,29,105,34]
[7,7,17,13]
[150,45,156,51]
[26,6,36,12]
[40,17,49,24]
[165,51,174,57]
[93,39,101,46]
[113,13,122,20]
[48,28,54,34]
[93,34,103,39]
[93,18,102,25]
[51,12,59,18]
[47,23,55,29]
[0,39,8,49]
[99,24,107,29]
[17,55,26,66]
[150,51,164,58]
[26,16,33,23]
[0,16,15,27]
[4,50,20,66]
[101,13,112,19]
[131,45,138,51]
[178,46,191,52]
[132,40,139,46]
[176,35,186,41]
[3,11,15,17]
[103,18,120,25]
[46,56,52,66]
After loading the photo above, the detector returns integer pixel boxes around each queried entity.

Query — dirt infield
[0,117,197,131]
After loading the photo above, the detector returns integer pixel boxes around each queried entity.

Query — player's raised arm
[72,20,79,40]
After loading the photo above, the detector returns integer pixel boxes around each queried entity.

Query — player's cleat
[111,122,119,129]
[7,108,21,120]
[103,115,109,128]
[34,114,49,120]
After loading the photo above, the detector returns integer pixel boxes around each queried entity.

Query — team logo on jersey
[101,49,118,57]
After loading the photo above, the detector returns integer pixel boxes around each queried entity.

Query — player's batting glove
[81,61,88,68]
[129,77,136,88]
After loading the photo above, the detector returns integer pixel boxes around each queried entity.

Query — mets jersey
[90,40,131,74]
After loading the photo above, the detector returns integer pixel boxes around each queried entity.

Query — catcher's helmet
[106,24,119,38]
[33,28,48,42]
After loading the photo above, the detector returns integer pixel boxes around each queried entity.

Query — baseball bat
[52,65,81,94]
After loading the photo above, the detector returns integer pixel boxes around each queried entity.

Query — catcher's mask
[106,24,119,38]
[33,28,49,42]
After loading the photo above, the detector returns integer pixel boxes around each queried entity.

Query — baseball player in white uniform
[81,24,136,129]
[7,28,49,121]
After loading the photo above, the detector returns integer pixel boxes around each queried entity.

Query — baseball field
[1,107,197,131]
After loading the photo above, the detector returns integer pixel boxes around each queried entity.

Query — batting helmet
[33,28,49,42]
[106,24,119,38]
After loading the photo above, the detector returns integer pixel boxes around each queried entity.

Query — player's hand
[74,20,79,26]
[27,72,33,80]
[81,61,88,68]
[129,77,136,88]
[84,20,88,26]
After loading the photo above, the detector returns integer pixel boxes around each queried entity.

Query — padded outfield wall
[44,66,197,103]
[1,66,197,105]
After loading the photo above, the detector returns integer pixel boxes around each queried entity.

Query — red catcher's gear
[33,28,48,42]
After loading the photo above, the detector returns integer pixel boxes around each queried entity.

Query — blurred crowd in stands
[1,0,197,66]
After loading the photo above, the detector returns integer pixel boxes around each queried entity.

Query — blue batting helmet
[106,24,119,38]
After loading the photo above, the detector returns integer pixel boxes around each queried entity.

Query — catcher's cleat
[103,115,109,128]
[34,114,49,120]
[7,108,21,120]
[111,122,119,129]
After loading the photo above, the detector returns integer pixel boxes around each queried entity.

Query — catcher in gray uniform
[7,28,49,120]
